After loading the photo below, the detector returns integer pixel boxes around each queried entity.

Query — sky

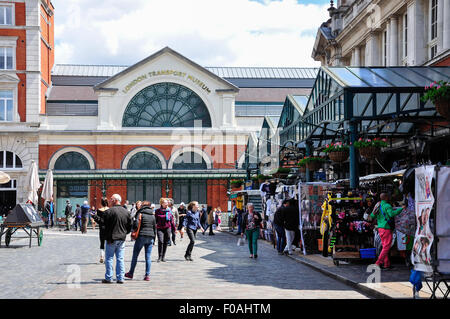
[52,0,331,68]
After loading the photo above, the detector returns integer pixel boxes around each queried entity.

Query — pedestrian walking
[169,200,178,245]
[64,200,73,231]
[183,201,204,261]
[240,203,263,259]
[273,202,287,255]
[74,204,82,231]
[207,206,215,236]
[125,201,156,281]
[130,201,141,221]
[155,198,175,262]
[371,193,405,270]
[80,201,90,234]
[102,194,132,284]
[282,199,298,255]
[200,205,209,234]
[236,204,243,235]
[90,206,97,230]
[92,198,109,263]
[177,202,187,240]
[216,206,222,231]
[45,197,55,229]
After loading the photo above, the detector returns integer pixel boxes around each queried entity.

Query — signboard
[411,165,435,273]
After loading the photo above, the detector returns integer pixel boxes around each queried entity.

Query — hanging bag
[379,204,396,230]
[237,237,245,246]
[131,213,142,241]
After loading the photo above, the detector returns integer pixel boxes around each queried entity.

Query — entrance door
[127,180,162,204]
[0,179,17,217]
[56,180,88,219]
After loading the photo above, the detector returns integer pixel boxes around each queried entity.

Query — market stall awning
[336,169,405,184]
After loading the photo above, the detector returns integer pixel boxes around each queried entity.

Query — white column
[365,33,380,66]
[407,1,426,66]
[389,16,398,66]
[353,47,360,66]
[444,0,450,50]
[437,0,444,53]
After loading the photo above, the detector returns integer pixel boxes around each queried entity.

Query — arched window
[0,151,22,169]
[172,152,207,170]
[122,82,212,127]
[127,152,162,170]
[54,152,90,170]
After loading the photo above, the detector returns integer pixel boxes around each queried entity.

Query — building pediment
[0,72,20,84]
[93,46,239,94]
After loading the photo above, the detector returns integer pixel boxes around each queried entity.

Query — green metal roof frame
[39,171,246,180]
[279,66,450,149]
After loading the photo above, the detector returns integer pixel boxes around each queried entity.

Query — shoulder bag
[131,213,142,241]
[379,204,395,230]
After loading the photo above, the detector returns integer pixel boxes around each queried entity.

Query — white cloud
[53,0,329,67]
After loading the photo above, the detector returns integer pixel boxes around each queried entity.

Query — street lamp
[409,131,427,163]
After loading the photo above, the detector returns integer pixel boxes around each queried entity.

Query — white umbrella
[41,169,54,202]
[0,171,10,184]
[25,160,41,205]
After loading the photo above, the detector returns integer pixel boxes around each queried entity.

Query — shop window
[172,179,207,204]
[0,6,12,25]
[0,151,22,169]
[0,90,13,122]
[127,152,162,170]
[54,151,91,170]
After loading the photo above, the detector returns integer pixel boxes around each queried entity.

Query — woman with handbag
[240,203,263,259]
[155,198,175,262]
[125,201,156,281]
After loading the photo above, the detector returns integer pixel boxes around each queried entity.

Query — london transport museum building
[0,0,316,217]
[1,0,449,219]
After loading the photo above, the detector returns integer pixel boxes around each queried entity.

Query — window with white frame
[0,6,12,25]
[430,0,438,59]
[0,90,13,122]
[403,13,408,61]
[0,151,22,169]
[0,47,13,69]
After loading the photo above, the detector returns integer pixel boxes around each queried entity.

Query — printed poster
[411,165,435,273]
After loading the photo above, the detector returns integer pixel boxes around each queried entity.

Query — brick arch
[121,146,167,169]
[48,146,96,170]
[167,146,212,169]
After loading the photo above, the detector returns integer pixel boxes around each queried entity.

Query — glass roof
[324,67,450,88]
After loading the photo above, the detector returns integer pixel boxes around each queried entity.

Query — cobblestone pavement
[0,228,369,299]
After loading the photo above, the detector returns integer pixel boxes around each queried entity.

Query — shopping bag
[237,237,245,246]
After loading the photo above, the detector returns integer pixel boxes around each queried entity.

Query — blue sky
[53,0,330,67]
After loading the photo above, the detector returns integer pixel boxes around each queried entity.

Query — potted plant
[323,142,350,163]
[257,174,269,184]
[422,80,450,120]
[354,137,388,159]
[230,179,244,190]
[298,156,326,171]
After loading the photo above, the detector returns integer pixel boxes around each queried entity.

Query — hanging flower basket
[435,98,450,120]
[272,168,291,179]
[298,165,306,173]
[328,150,349,163]
[359,146,381,159]
[306,161,321,171]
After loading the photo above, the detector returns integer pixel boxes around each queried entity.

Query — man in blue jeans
[102,194,132,284]
[45,197,55,229]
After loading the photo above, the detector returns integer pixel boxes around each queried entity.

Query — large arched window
[54,152,90,170]
[172,152,207,170]
[122,82,212,127]
[127,152,162,170]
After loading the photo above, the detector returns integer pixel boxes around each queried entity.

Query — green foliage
[422,80,450,103]
[353,137,388,149]
[298,156,326,166]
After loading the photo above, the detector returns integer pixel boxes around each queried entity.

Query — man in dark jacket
[282,200,299,255]
[102,194,132,284]
[125,201,156,281]
[64,200,73,231]
[44,197,55,229]
[273,201,287,255]
[80,201,90,234]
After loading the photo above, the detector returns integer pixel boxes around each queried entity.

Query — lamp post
[409,131,427,164]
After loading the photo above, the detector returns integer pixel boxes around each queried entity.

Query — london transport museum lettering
[122,70,212,94]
